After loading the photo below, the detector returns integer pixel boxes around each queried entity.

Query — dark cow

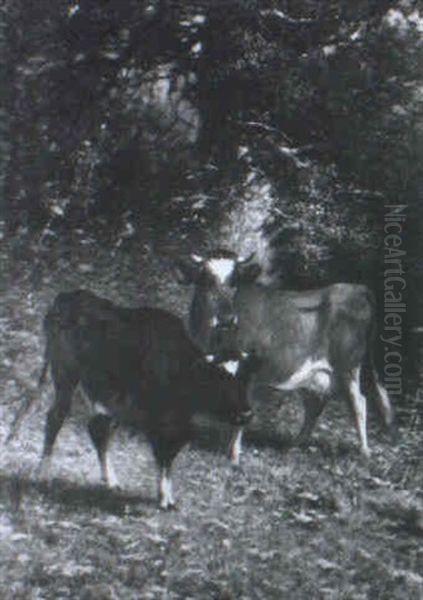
[176,249,393,459]
[36,290,254,509]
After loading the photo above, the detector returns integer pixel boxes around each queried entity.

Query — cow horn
[237,252,255,264]
[191,254,204,264]
[205,354,215,363]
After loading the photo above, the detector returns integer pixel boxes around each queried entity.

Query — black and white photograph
[0,1,422,598]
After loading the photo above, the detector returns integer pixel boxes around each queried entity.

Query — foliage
[1,3,421,289]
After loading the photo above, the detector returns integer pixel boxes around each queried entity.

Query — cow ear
[173,257,203,285]
[237,262,262,284]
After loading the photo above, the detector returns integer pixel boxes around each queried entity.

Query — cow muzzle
[212,314,238,329]
[235,409,253,425]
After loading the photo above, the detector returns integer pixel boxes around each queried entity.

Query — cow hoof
[230,456,241,468]
[360,447,371,460]
[230,461,244,474]
[103,479,122,492]
[159,502,177,512]
[109,484,123,493]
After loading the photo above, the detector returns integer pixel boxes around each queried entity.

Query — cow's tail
[5,324,50,444]
[364,290,395,433]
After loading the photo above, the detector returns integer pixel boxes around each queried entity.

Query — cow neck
[189,359,228,411]
[189,286,214,351]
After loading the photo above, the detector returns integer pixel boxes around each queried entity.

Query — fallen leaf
[291,511,315,525]
[316,558,339,571]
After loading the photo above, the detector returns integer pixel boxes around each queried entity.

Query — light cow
[176,249,393,461]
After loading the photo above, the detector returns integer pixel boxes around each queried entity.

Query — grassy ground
[1,236,422,599]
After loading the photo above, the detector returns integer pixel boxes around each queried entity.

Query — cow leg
[158,466,176,511]
[229,427,244,466]
[344,367,370,457]
[87,414,119,488]
[295,391,326,447]
[150,423,190,510]
[39,382,75,479]
[372,371,394,430]
[374,376,397,443]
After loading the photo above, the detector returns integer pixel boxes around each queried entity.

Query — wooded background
[1,6,422,598]
[1,0,422,374]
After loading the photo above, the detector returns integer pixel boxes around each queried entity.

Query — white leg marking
[375,381,393,426]
[350,367,370,457]
[230,427,243,466]
[159,470,175,509]
[99,452,119,488]
[106,461,119,488]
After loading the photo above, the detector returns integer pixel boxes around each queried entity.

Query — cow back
[46,290,200,408]
[233,283,374,383]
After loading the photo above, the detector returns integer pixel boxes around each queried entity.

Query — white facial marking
[230,428,243,465]
[211,316,219,328]
[207,258,236,285]
[159,473,175,509]
[274,357,333,393]
[221,360,240,376]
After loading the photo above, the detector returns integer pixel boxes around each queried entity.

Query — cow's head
[202,351,259,425]
[175,249,261,341]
